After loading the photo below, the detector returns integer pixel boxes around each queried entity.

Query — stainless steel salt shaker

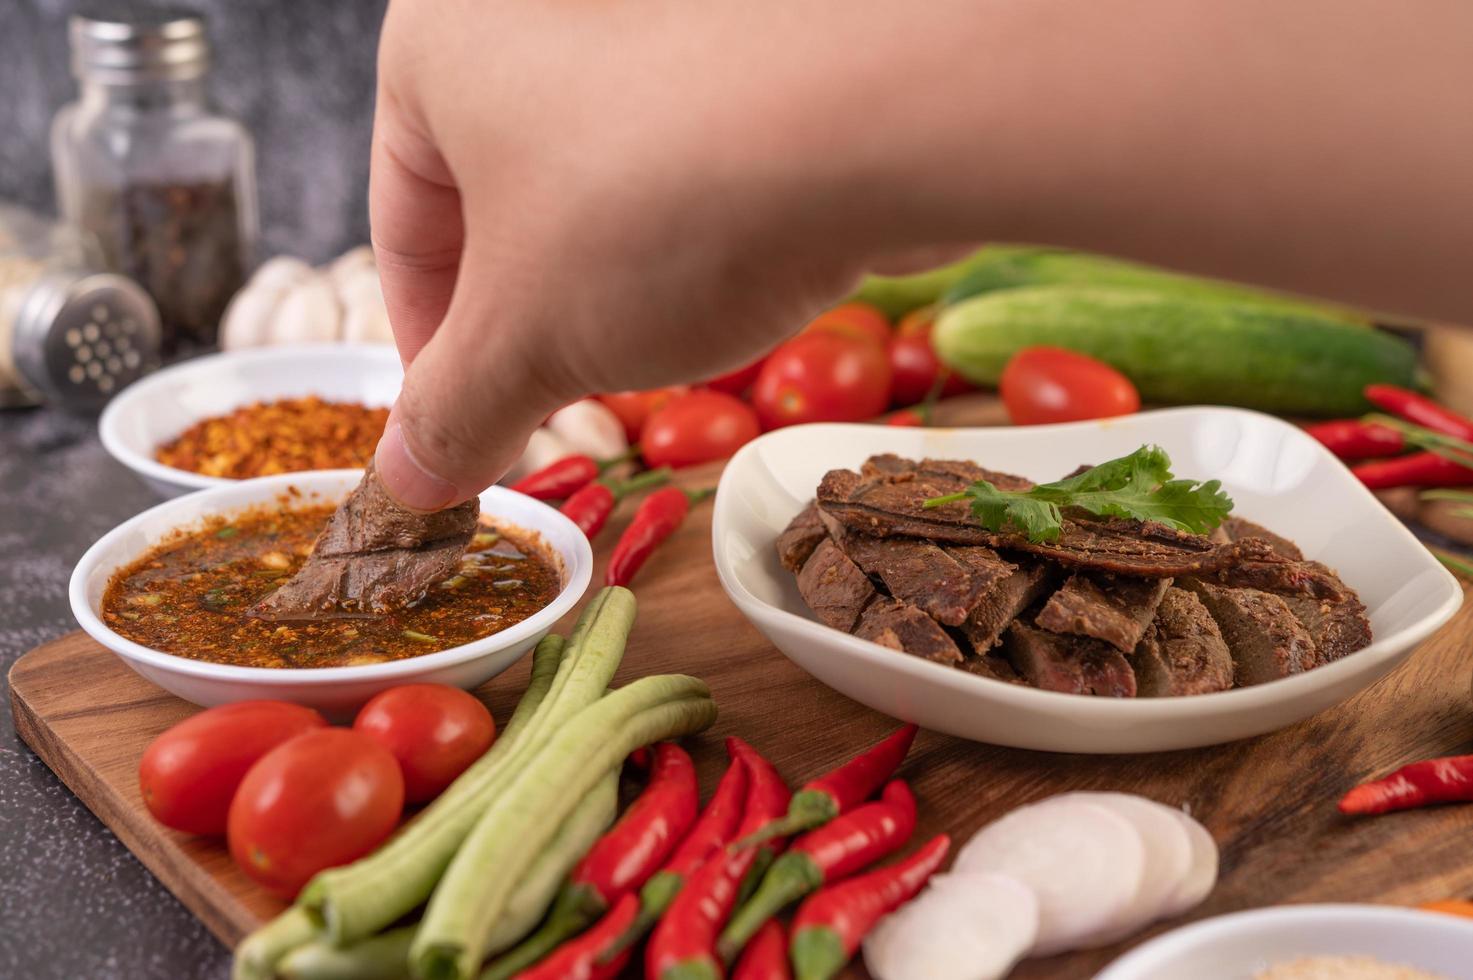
[0,205,161,411]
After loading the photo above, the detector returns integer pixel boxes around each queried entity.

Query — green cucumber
[932,285,1421,417]
[852,244,1370,325]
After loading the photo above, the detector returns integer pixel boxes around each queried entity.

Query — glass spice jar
[0,202,161,411]
[51,9,257,354]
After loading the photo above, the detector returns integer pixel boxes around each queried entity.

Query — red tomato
[354,684,496,804]
[887,308,972,407]
[640,390,761,468]
[228,729,404,897]
[1000,346,1141,425]
[139,701,326,836]
[751,332,893,429]
[701,356,767,397]
[801,301,891,349]
[597,387,688,442]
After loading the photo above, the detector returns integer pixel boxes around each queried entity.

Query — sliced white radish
[501,427,575,483]
[1069,792,1193,946]
[863,871,1038,980]
[1159,807,1218,917]
[956,797,1145,957]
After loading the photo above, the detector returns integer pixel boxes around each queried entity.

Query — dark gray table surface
[1,408,230,979]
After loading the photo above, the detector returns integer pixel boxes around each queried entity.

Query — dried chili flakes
[155,396,389,478]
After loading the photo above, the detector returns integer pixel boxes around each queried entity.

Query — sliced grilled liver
[1129,587,1234,696]
[1035,572,1171,651]
[1002,621,1137,697]
[253,461,479,620]
[854,597,965,665]
[819,513,991,626]
[1218,516,1305,561]
[816,467,1282,577]
[950,551,1054,651]
[795,538,877,632]
[1183,580,1316,685]
[776,503,828,573]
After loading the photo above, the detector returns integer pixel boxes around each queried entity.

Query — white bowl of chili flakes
[99,343,403,497]
[70,470,593,715]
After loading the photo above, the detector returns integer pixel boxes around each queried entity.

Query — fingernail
[375,422,459,511]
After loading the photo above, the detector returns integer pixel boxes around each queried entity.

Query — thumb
[374,271,572,509]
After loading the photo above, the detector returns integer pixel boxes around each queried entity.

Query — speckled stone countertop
[0,408,230,979]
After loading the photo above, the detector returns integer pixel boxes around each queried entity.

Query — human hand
[368,0,916,509]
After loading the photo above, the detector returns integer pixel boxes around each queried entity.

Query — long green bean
[278,924,416,980]
[233,905,319,980]
[304,588,638,944]
[412,677,717,980]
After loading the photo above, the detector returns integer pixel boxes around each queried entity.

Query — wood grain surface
[10,395,1473,979]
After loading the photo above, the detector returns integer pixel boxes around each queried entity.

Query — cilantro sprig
[922,445,1233,543]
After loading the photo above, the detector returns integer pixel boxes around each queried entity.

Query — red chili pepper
[1304,419,1406,460]
[605,485,715,587]
[886,407,926,427]
[717,781,917,961]
[559,467,671,538]
[510,892,640,980]
[732,919,791,980]
[485,743,698,979]
[511,454,601,500]
[741,724,917,848]
[1338,754,1473,816]
[1365,385,1473,443]
[648,739,792,980]
[600,741,751,964]
[788,834,951,980]
[1351,452,1473,489]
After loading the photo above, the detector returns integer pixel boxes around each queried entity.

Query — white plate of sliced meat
[711,407,1463,752]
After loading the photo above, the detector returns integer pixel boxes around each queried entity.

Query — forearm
[713,0,1473,320]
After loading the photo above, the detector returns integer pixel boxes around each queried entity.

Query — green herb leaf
[925,445,1233,543]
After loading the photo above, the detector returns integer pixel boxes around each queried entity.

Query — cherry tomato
[597,387,688,443]
[139,701,326,836]
[751,331,893,429]
[1000,346,1141,425]
[701,356,767,397]
[228,728,404,898]
[801,301,891,349]
[640,389,761,468]
[354,684,496,804]
[887,310,972,407]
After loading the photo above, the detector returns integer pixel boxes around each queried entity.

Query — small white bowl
[1096,904,1473,979]
[70,471,592,715]
[712,407,1464,753]
[99,343,403,497]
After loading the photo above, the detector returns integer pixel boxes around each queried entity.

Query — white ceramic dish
[70,471,592,715]
[99,343,403,497]
[712,407,1464,753]
[1096,904,1473,979]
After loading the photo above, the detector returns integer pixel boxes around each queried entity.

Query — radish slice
[1159,808,1218,917]
[955,797,1144,957]
[863,872,1038,980]
[1071,792,1193,946]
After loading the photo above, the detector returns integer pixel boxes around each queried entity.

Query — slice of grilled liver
[253,462,479,620]
[819,513,991,626]
[947,549,1054,651]
[1219,516,1305,561]
[1129,587,1234,696]
[1182,580,1316,685]
[795,538,877,632]
[854,597,965,665]
[816,467,1282,577]
[1281,592,1373,666]
[776,503,828,573]
[1035,572,1171,651]
[1002,622,1137,697]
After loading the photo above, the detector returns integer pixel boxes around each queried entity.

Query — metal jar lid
[69,8,210,85]
[11,270,162,412]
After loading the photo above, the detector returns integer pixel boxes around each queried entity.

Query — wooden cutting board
[11,399,1473,979]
